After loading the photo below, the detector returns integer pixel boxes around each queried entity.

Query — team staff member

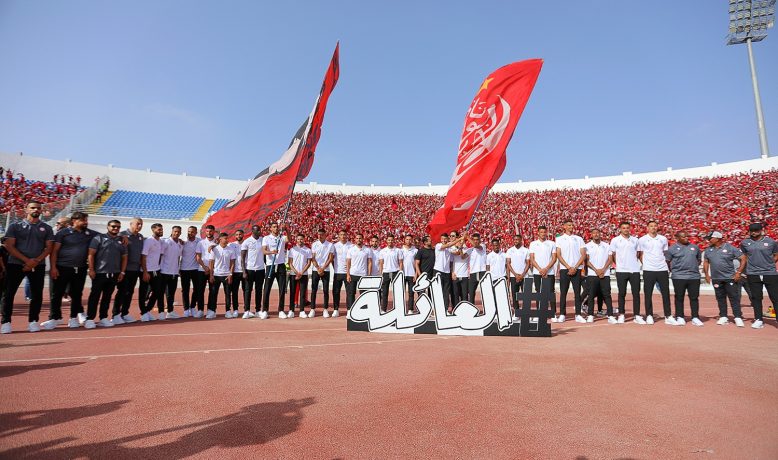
[1,201,54,334]
[194,225,218,318]
[703,231,746,327]
[209,233,235,319]
[241,225,266,319]
[506,235,530,319]
[86,220,127,328]
[180,226,200,317]
[310,228,335,317]
[331,230,352,317]
[609,221,643,324]
[665,231,703,327]
[228,229,246,318]
[112,217,144,324]
[740,222,778,329]
[346,233,372,308]
[140,223,165,321]
[585,229,614,323]
[262,222,288,318]
[378,234,402,313]
[414,236,436,287]
[159,225,184,320]
[400,235,418,313]
[638,221,670,324]
[529,226,558,321]
[48,211,94,329]
[556,220,586,323]
[288,233,313,318]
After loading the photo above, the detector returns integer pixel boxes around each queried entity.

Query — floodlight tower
[727,0,775,158]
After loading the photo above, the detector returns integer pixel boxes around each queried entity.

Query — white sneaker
[140,313,153,322]
[299,311,308,318]
[167,311,180,319]
[77,313,87,325]
[675,317,686,326]
[752,319,764,329]
[288,311,295,319]
[28,321,41,332]
[225,311,233,319]
[646,315,655,325]
[586,315,594,323]
[691,317,704,327]
[512,315,520,321]
[158,312,167,320]
[278,311,287,319]
[68,318,80,328]
[41,319,61,330]
[112,315,125,325]
[1,323,11,334]
[308,310,315,318]
[259,311,268,320]
[716,317,729,325]
[323,309,330,318]
[332,310,339,317]
[183,309,192,318]
[84,320,96,329]
[241,311,251,319]
[607,316,618,324]
[551,316,559,323]
[558,315,566,323]
[194,310,204,319]
[98,318,114,328]
[634,316,646,325]
[734,317,745,327]
[205,310,216,319]
[575,315,586,323]
[617,314,625,324]
[664,316,677,325]
[122,314,137,323]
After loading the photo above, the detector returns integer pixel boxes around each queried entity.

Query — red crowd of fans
[0,168,84,214]
[268,170,777,248]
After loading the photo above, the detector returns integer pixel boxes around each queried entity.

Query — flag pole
[267,188,296,278]
[464,186,489,234]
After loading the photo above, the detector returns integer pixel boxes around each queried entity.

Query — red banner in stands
[427,59,542,240]
[204,43,340,235]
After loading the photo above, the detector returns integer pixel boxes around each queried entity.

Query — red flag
[426,59,542,240]
[204,43,340,235]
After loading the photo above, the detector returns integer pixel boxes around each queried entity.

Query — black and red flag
[426,59,542,240]
[204,43,340,235]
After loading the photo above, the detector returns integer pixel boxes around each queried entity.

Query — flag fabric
[426,59,542,241]
[204,43,340,235]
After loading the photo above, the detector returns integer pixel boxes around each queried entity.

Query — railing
[69,204,200,221]
[45,176,110,225]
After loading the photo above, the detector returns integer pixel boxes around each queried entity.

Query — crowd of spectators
[0,167,84,214]
[267,170,777,248]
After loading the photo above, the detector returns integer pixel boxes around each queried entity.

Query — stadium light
[727,0,775,158]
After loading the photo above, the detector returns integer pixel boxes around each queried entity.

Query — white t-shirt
[434,243,452,273]
[556,233,585,269]
[142,237,163,272]
[401,246,418,277]
[529,239,557,275]
[211,244,235,277]
[585,241,612,277]
[379,247,401,273]
[465,245,488,273]
[333,241,353,274]
[609,235,642,273]
[262,234,287,266]
[370,247,381,275]
[196,236,218,272]
[638,234,669,272]
[159,237,183,275]
[311,239,335,268]
[240,236,266,271]
[505,246,529,277]
[347,245,372,276]
[452,246,469,278]
[487,251,507,278]
[228,241,243,272]
[180,237,200,271]
[288,245,312,273]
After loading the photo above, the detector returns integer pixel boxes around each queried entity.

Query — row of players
[1,201,777,333]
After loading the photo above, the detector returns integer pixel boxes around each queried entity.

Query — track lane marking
[0,327,344,343]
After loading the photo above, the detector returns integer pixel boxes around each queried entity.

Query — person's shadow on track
[0,398,129,439]
[0,397,316,459]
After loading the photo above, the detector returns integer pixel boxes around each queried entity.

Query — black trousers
[262,264,287,313]
[50,266,87,320]
[559,270,582,316]
[434,270,453,309]
[209,275,231,311]
[346,275,362,308]
[243,269,265,313]
[453,276,469,306]
[161,273,179,313]
[405,276,416,310]
[141,271,165,314]
[87,273,119,320]
[2,264,45,324]
[289,275,308,310]
[193,271,211,311]
[587,276,614,316]
[112,270,140,317]
[532,275,557,313]
[380,272,399,310]
[672,278,700,319]
[230,272,245,311]
[180,269,198,310]
[616,272,641,316]
[643,270,671,317]
[311,270,330,309]
[746,274,778,321]
[468,272,485,303]
[332,273,347,310]
[712,279,742,318]
[580,276,604,312]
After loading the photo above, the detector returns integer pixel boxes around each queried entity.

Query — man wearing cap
[703,231,746,327]
[664,230,703,327]
[740,223,778,329]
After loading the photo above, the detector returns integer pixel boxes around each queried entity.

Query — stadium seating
[0,168,84,214]
[209,198,229,214]
[99,190,205,220]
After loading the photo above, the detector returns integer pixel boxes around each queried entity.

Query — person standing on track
[703,231,746,328]
[228,229,246,319]
[310,228,334,318]
[140,223,165,322]
[506,234,530,319]
[331,230,352,318]
[112,217,143,324]
[159,225,183,320]
[346,233,372,309]
[262,222,288,319]
[585,229,614,324]
[450,231,470,308]
[486,238,507,284]
[400,235,418,314]
[369,235,381,281]
[241,225,266,319]
[433,233,459,313]
[209,233,235,319]
[664,230,703,327]
[529,226,558,321]
[47,211,94,329]
[287,233,313,318]
[378,234,402,313]
[740,222,778,329]
[555,219,586,323]
[180,226,200,317]
[609,221,642,324]
[638,220,670,325]
[85,220,127,328]
[195,225,218,319]
[414,236,436,292]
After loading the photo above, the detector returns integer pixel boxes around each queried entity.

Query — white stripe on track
[0,327,344,343]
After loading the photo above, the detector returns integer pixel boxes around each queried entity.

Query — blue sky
[0,0,775,186]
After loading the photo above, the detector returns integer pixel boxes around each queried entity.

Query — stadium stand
[0,167,84,214]
[98,191,205,219]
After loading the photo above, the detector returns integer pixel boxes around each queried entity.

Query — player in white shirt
[400,235,418,313]
[287,233,313,319]
[434,233,461,312]
[346,233,372,308]
[585,229,614,323]
[529,225,559,321]
[378,235,402,312]
[227,229,246,318]
[506,234,530,318]
[159,225,183,320]
[486,238,507,281]
[638,220,670,324]
[241,225,266,318]
[310,228,335,317]
[331,230,352,317]
[369,235,382,278]
[194,224,218,318]
[140,223,164,322]
[180,226,201,317]
[208,233,235,319]
[464,233,488,303]
[262,222,288,318]
[449,230,470,307]
[609,221,643,324]
[556,220,586,323]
